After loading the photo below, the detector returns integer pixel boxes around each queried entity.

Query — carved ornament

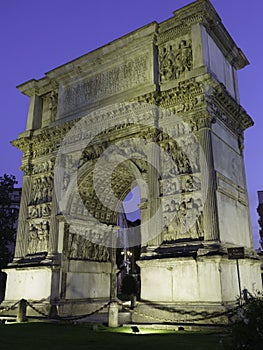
[162,196,204,242]
[27,219,50,254]
[159,39,193,82]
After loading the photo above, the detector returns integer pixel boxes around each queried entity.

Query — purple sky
[1,0,262,248]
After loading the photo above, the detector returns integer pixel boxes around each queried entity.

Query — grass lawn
[0,322,230,350]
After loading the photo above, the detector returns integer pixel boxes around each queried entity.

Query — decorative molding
[159,78,204,110]
[210,83,254,133]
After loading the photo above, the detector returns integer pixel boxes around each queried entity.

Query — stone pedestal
[3,260,112,317]
[134,255,262,324]
[3,267,53,301]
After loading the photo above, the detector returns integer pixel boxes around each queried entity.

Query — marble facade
[3,0,261,322]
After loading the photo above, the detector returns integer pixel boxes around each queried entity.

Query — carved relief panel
[159,37,193,83]
[162,195,204,242]
[67,232,110,262]
[42,90,58,127]
[65,222,111,262]
[158,124,203,243]
[158,128,200,179]
[27,220,50,254]
[26,159,55,255]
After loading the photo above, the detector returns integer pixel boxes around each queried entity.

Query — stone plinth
[134,255,262,323]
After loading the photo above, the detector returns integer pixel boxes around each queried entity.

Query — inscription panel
[58,54,149,118]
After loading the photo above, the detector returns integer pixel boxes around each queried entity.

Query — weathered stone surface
[3,0,261,322]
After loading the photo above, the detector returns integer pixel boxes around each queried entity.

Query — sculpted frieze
[20,164,32,176]
[69,222,113,251]
[67,233,110,262]
[12,138,31,154]
[32,159,54,175]
[32,142,54,158]
[159,79,203,110]
[28,203,51,219]
[175,95,205,114]
[161,174,201,196]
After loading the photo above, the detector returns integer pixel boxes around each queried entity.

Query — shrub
[225,291,263,349]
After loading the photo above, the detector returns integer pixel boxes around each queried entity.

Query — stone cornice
[17,77,59,97]
[11,119,77,156]
[209,83,254,133]
[17,23,158,97]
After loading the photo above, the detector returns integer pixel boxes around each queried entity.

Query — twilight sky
[0,0,262,248]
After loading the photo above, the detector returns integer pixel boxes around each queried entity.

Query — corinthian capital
[192,113,216,131]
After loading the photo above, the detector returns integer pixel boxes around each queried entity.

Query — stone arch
[62,152,145,255]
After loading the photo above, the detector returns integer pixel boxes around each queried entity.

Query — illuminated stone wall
[3,0,261,321]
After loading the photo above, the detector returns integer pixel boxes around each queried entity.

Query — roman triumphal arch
[3,0,261,323]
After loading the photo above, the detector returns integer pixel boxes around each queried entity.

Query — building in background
[0,187,21,260]
[6,188,22,257]
[0,187,21,302]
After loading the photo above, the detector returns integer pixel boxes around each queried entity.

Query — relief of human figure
[68,233,78,258]
[160,46,176,81]
[163,224,175,241]
[95,245,110,262]
[174,40,192,78]
[42,203,51,216]
[33,178,42,204]
[180,40,192,72]
[185,199,199,239]
[194,198,204,238]
[29,205,39,218]
[62,172,70,191]
[83,239,95,260]
[49,91,58,120]
[163,179,178,195]
[177,201,188,238]
[36,221,49,252]
[27,223,39,254]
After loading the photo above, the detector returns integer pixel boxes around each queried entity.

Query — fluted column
[145,128,162,247]
[47,188,59,257]
[14,175,32,260]
[196,114,219,242]
[110,226,118,301]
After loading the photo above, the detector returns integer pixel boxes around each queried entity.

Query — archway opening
[117,185,141,299]
[123,186,140,222]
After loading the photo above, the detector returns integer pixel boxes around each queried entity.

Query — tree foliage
[0,174,18,269]
[224,292,263,349]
